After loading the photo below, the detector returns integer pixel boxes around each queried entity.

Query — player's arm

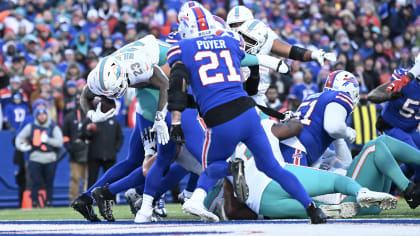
[80,85,97,114]
[149,64,171,145]
[271,39,336,66]
[271,119,303,140]
[368,69,406,103]
[241,53,289,74]
[81,85,116,123]
[149,65,169,113]
[324,102,356,143]
[168,61,190,144]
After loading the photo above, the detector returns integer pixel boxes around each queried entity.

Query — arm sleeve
[158,40,170,66]
[167,43,183,67]
[240,54,259,67]
[46,126,63,148]
[323,102,351,140]
[331,139,352,169]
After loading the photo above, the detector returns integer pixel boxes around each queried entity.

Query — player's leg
[183,117,244,222]
[136,113,178,222]
[179,173,199,203]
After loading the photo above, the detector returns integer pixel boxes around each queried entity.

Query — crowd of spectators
[1,0,420,205]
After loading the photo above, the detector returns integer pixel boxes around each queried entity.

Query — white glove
[311,49,337,66]
[142,128,157,156]
[41,132,49,143]
[345,127,357,143]
[280,110,295,122]
[87,102,116,123]
[256,54,289,73]
[151,111,170,145]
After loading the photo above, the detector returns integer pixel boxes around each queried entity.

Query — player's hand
[141,128,157,156]
[256,55,289,73]
[170,122,185,144]
[311,49,336,66]
[280,110,295,122]
[345,127,357,143]
[151,111,170,145]
[387,68,411,92]
[87,102,116,123]
[41,133,49,143]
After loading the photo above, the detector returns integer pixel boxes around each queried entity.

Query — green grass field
[0,199,419,221]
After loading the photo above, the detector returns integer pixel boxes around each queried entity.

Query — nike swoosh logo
[407,199,414,202]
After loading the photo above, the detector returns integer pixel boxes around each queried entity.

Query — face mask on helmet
[97,57,128,98]
[324,70,360,106]
[237,20,268,55]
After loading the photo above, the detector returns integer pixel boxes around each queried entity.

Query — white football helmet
[178,6,217,39]
[178,1,203,22]
[324,70,360,105]
[89,56,128,99]
[226,6,254,30]
[237,19,268,55]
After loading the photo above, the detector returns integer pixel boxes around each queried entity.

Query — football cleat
[91,185,116,222]
[153,195,167,217]
[134,211,161,223]
[178,190,193,204]
[124,188,142,215]
[227,158,249,203]
[356,188,397,210]
[319,202,360,218]
[182,199,220,222]
[404,182,420,209]
[71,194,101,222]
[306,202,327,224]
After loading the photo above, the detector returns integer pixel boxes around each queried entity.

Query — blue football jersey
[4,103,28,131]
[382,78,420,133]
[167,31,246,114]
[293,90,354,164]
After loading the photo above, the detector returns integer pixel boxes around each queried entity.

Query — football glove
[87,102,116,123]
[311,49,336,66]
[170,122,185,144]
[141,128,157,156]
[151,111,170,145]
[387,68,411,92]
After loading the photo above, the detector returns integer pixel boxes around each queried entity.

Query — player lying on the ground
[205,116,420,220]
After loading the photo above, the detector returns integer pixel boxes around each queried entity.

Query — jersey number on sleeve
[399,98,420,120]
[194,50,241,86]
[295,100,318,126]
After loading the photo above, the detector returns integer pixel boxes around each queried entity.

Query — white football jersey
[113,34,160,85]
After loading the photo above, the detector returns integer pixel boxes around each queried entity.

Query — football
[92,95,116,113]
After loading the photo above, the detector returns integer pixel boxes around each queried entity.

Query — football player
[368,67,420,183]
[227,6,336,105]
[280,70,358,167]
[153,5,326,224]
